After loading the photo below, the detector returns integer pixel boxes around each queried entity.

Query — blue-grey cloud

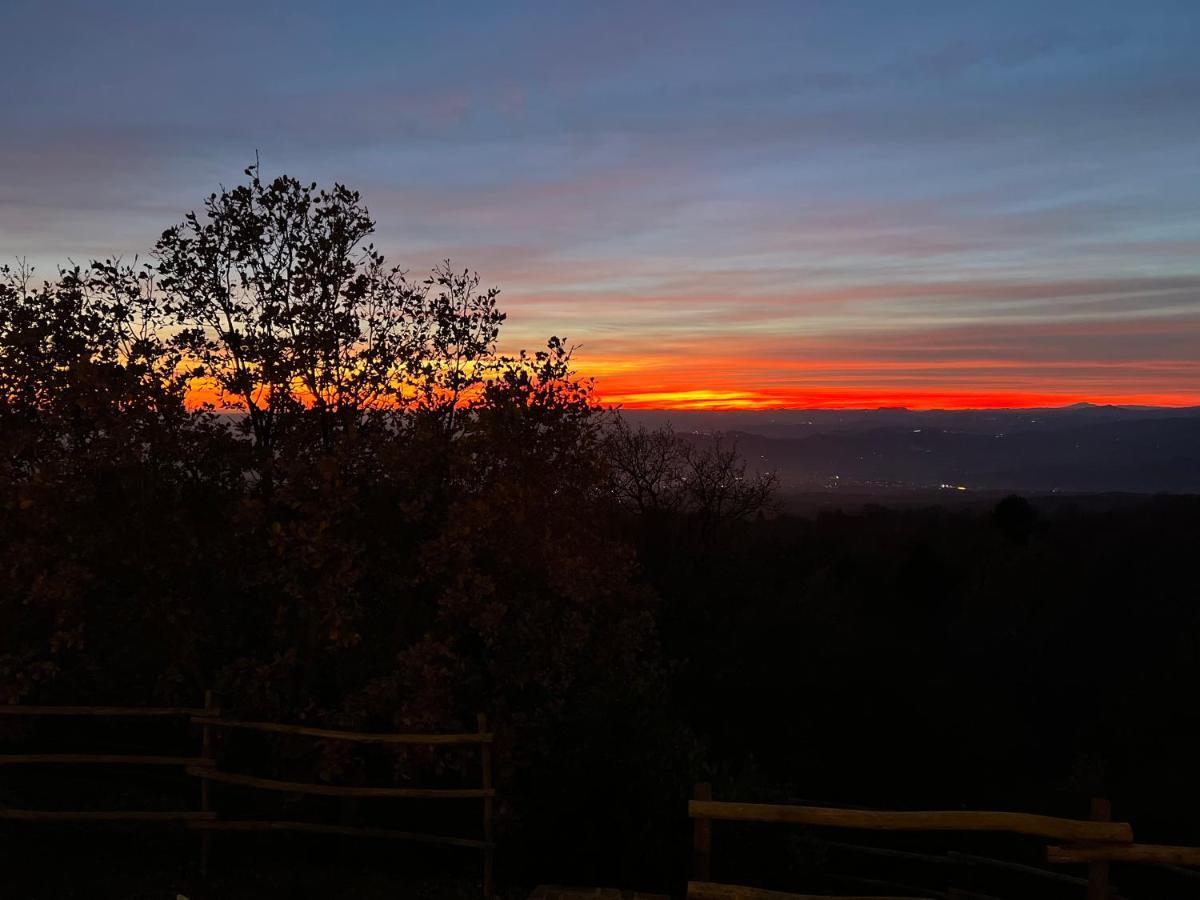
[2,0,1197,405]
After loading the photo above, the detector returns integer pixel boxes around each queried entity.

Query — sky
[2,1,1199,409]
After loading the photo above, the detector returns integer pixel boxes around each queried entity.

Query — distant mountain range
[619,405,1200,495]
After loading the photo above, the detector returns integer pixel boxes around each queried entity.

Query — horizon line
[609,401,1200,413]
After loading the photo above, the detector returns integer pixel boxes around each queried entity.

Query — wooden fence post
[478,712,494,900]
[1088,797,1112,900]
[199,689,216,876]
[693,782,713,882]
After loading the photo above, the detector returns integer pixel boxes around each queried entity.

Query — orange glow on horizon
[594,386,1200,411]
[583,356,1200,411]
[184,381,1198,414]
[178,357,1200,414]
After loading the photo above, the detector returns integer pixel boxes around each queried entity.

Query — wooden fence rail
[687,800,1133,843]
[688,783,1148,900]
[191,716,492,745]
[0,705,219,718]
[0,754,213,767]
[194,709,495,898]
[0,699,215,829]
[0,809,217,822]
[185,766,495,799]
[1049,844,1200,867]
[0,696,496,899]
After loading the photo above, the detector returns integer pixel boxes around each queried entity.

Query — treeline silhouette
[2,167,1199,897]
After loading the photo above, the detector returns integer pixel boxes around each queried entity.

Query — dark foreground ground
[7,825,1200,900]
[0,828,495,900]
[6,492,1200,899]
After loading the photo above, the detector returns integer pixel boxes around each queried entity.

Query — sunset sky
[3,1,1198,409]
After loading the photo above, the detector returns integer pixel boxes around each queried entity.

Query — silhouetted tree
[154,163,505,464]
[605,416,776,526]
[991,493,1038,544]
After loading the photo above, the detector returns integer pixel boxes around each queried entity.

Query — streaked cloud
[2,0,1197,407]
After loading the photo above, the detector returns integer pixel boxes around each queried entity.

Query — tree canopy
[0,165,781,888]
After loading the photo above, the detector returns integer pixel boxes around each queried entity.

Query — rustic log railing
[0,698,496,899]
[687,783,1150,900]
[0,699,217,824]
[184,708,496,899]
[1049,844,1200,866]
[0,705,218,718]
[688,800,1132,843]
[190,716,490,744]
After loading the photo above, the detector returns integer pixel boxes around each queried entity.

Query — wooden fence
[0,699,219,825]
[0,696,495,898]
[688,783,1200,900]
